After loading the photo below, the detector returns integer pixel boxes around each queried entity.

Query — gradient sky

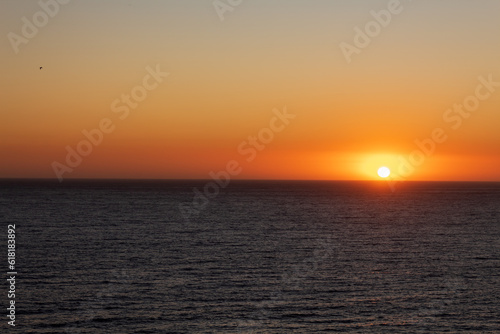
[1,0,499,181]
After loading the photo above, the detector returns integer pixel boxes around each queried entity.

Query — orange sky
[1,0,499,181]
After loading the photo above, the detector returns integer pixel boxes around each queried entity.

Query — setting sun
[377,166,391,178]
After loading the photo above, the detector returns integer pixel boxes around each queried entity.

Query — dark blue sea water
[1,180,499,333]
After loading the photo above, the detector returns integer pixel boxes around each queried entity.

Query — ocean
[1,180,499,333]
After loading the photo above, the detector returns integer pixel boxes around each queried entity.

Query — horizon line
[1,178,499,183]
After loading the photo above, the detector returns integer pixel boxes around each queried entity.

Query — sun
[377,166,391,178]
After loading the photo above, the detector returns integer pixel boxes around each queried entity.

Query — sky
[1,0,499,181]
